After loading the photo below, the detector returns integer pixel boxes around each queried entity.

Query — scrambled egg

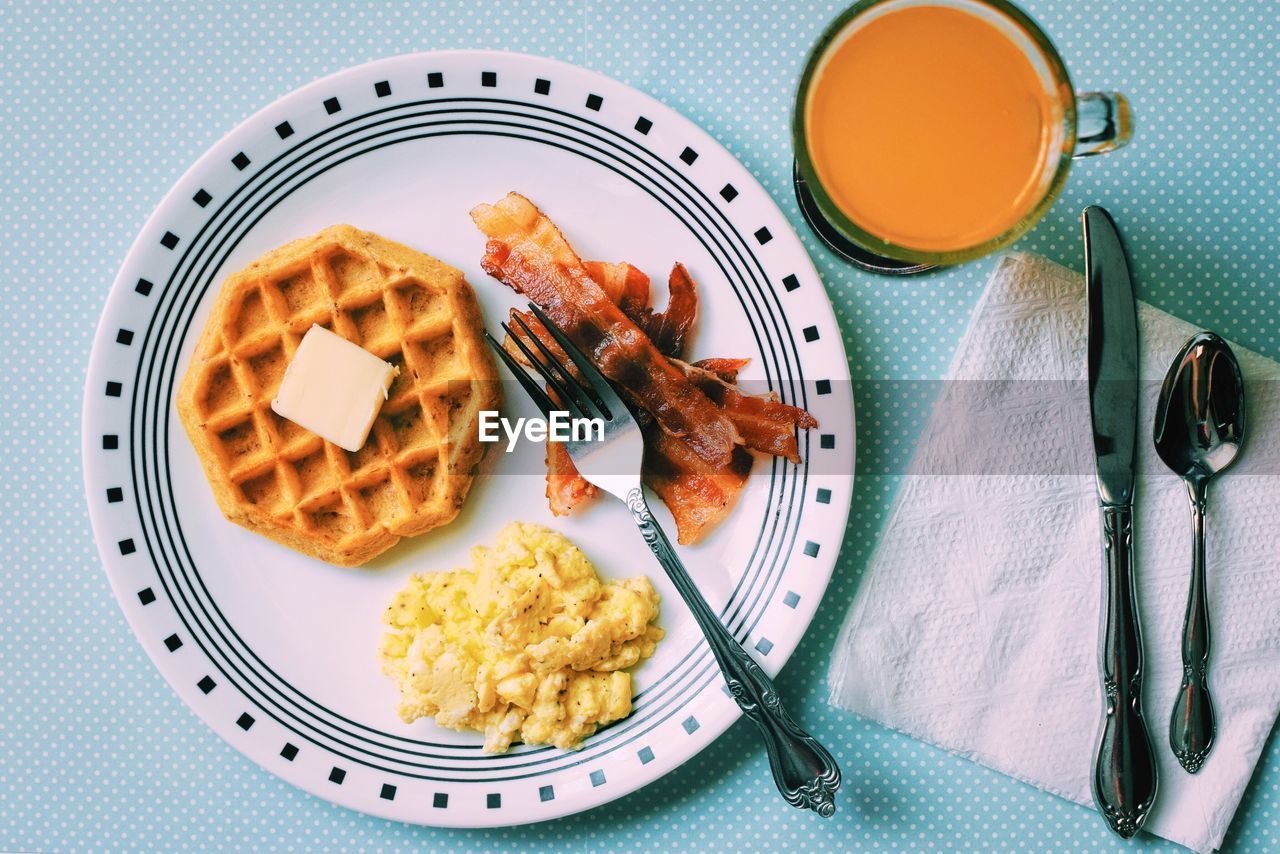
[378,522,664,752]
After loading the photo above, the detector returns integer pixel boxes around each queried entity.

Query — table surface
[3,1,1276,850]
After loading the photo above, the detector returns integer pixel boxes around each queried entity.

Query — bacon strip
[481,193,818,542]
[499,313,601,516]
[504,304,814,534]
[545,438,598,516]
[472,193,739,468]
[632,263,698,358]
[644,428,753,544]
[692,357,749,384]
[586,261,698,359]
[673,359,818,463]
[583,261,650,320]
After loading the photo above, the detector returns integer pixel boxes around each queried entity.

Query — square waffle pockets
[177,225,500,566]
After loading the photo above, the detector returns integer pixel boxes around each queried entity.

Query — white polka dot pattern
[2,0,1277,850]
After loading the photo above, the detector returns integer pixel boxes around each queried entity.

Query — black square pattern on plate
[324,97,341,114]
[816,487,832,504]
[280,743,299,761]
[193,188,212,207]
[135,278,153,296]
[638,746,655,764]
[585,93,603,111]
[428,72,444,88]
[275,121,294,139]
[783,590,801,608]
[433,792,448,808]
[820,433,835,449]
[481,71,497,87]
[534,78,551,95]
[118,538,135,555]
[380,783,396,801]
[107,487,124,503]
[374,80,392,97]
[329,767,346,784]
[197,675,216,694]
[803,325,820,342]
[236,713,254,731]
[679,146,698,165]
[720,183,738,202]
[589,769,606,787]
[105,381,122,397]
[634,116,652,134]
[782,274,800,292]
[539,784,555,802]
[755,637,774,655]
[754,227,773,245]
[163,633,182,651]
[816,379,831,395]
[102,434,119,450]
[137,587,155,605]
[116,329,134,345]
[803,540,821,557]
[232,152,250,171]
[486,793,501,809]
[160,231,178,250]
[682,716,700,734]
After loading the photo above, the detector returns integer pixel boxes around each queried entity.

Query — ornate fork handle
[626,487,841,816]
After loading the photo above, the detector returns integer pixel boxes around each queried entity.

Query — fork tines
[486,304,621,424]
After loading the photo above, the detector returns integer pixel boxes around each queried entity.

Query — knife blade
[1083,205,1157,839]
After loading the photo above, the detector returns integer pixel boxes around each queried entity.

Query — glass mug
[793,0,1133,271]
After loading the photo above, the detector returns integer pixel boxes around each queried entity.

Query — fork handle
[625,487,841,816]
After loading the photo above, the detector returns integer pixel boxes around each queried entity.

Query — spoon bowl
[1154,332,1246,482]
[1153,331,1246,773]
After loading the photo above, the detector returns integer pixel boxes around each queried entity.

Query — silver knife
[1084,205,1158,839]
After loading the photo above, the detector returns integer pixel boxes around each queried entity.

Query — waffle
[177,225,500,567]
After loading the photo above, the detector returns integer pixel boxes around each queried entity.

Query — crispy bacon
[478,192,818,542]
[584,261,697,359]
[692,357,749,384]
[504,308,812,537]
[583,261,650,320]
[633,263,698,358]
[644,428,753,544]
[673,359,818,463]
[546,439,597,515]
[472,193,739,468]
[502,310,600,516]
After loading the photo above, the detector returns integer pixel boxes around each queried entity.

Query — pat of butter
[270,324,399,453]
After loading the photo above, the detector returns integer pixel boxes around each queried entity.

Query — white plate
[82,51,855,827]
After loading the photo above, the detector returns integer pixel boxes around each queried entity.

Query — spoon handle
[1171,479,1216,772]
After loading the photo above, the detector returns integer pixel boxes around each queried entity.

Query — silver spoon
[1153,331,1245,773]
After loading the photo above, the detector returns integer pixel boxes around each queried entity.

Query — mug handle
[1074,92,1134,158]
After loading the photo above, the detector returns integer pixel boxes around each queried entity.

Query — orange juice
[804,4,1060,253]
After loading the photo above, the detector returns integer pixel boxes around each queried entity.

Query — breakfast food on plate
[270,324,399,453]
[476,202,740,468]
[177,225,499,566]
[471,192,817,543]
[378,522,664,752]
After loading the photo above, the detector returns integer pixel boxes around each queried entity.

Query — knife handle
[1093,504,1158,839]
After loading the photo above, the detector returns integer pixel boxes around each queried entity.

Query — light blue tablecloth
[3,1,1276,850]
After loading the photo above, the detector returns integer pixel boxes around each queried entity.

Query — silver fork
[487,304,842,816]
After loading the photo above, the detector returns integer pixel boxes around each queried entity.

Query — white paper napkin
[829,252,1280,852]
